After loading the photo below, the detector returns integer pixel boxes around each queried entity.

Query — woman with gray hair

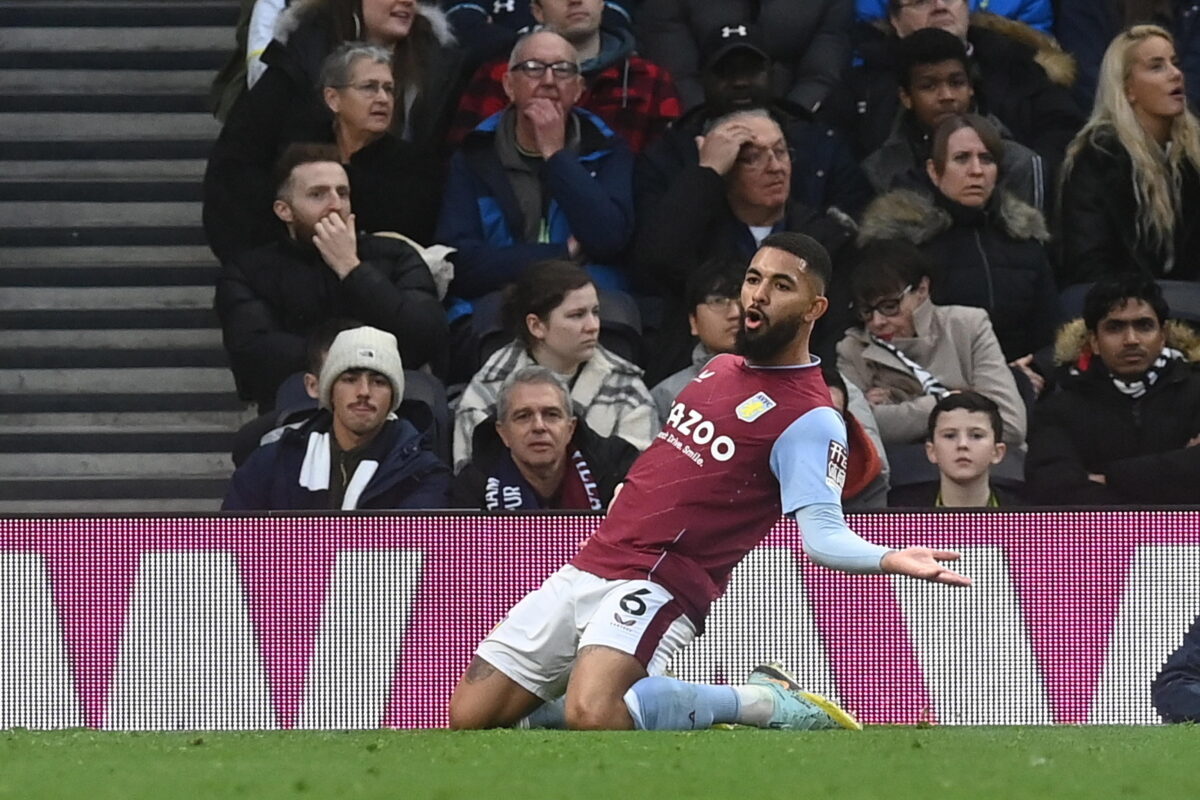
[316,42,440,241]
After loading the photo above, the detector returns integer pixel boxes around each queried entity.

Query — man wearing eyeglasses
[436,30,636,300]
[635,108,858,384]
[829,0,1082,179]
[448,0,679,154]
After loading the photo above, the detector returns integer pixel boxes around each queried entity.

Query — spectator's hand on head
[866,387,891,406]
[695,120,756,176]
[1009,354,1045,396]
[524,97,568,159]
[314,212,360,279]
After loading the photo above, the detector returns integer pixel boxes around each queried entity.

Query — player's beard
[736,311,804,362]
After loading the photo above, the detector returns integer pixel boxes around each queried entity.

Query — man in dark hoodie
[447,0,680,153]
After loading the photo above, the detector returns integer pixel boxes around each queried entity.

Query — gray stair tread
[0,113,220,140]
[1,160,206,180]
[7,329,222,348]
[0,69,215,93]
[1,245,215,267]
[0,27,234,51]
[1,367,237,394]
[3,285,212,310]
[0,410,255,431]
[0,498,224,514]
[0,451,232,478]
[0,201,200,227]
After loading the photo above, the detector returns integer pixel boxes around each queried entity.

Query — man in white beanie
[223,326,449,510]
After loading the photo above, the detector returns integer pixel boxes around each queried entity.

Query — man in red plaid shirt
[448,0,681,154]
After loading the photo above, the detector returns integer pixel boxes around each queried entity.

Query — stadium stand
[0,0,252,513]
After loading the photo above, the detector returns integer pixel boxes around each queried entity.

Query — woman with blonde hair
[1059,24,1200,284]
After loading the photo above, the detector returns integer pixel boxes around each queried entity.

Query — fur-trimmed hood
[862,12,1076,88]
[275,0,457,47]
[1053,318,1200,366]
[857,188,1049,247]
[970,12,1076,88]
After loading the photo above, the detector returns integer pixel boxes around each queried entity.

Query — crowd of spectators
[203,0,1200,518]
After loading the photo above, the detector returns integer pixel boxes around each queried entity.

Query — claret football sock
[623,676,740,730]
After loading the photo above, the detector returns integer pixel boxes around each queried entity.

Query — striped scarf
[870,334,951,398]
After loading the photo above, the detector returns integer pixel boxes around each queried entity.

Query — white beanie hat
[318,326,405,412]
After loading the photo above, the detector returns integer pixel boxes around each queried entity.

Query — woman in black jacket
[858,113,1058,391]
[1059,24,1200,285]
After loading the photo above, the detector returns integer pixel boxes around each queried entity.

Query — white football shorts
[476,564,697,701]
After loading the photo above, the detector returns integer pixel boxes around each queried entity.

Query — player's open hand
[881,547,971,586]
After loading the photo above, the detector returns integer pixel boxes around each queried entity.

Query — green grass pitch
[2,727,1196,799]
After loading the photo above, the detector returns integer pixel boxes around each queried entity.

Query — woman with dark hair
[859,113,1058,391]
[203,0,464,261]
[453,261,656,473]
[1059,24,1200,284]
[836,239,1027,448]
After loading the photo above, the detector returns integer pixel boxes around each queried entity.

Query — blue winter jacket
[435,107,635,299]
[855,0,1052,31]
[222,411,450,511]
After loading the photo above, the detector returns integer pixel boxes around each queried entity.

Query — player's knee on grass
[448,657,540,729]
[564,692,635,730]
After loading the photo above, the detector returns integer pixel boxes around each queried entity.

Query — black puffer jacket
[858,187,1058,361]
[1153,613,1200,723]
[1024,319,1200,505]
[215,234,447,408]
[636,0,853,114]
[1058,127,1200,285]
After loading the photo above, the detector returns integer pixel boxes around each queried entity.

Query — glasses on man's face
[735,144,794,170]
[854,285,913,321]
[702,295,740,313]
[511,59,581,80]
[339,80,396,97]
[898,0,964,10]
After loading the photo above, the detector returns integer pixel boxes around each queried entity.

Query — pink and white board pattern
[1,512,1197,730]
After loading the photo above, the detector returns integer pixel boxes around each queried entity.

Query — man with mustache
[222,326,449,510]
[449,232,971,733]
[1025,274,1200,505]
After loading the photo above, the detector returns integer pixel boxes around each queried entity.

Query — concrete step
[0,27,233,52]
[0,181,201,203]
[0,497,225,514]
[0,392,246,414]
[1,430,233,453]
[2,286,213,311]
[0,201,200,227]
[0,50,228,70]
[0,113,220,141]
[0,367,236,395]
[0,69,215,93]
[2,92,209,113]
[0,348,228,370]
[6,329,222,349]
[2,429,233,453]
[0,307,217,329]
[1,159,206,180]
[0,2,240,29]
[0,264,218,288]
[0,409,254,431]
[2,140,214,160]
[2,244,215,267]
[0,451,232,478]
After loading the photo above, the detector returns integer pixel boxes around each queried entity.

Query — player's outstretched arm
[880,548,971,586]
